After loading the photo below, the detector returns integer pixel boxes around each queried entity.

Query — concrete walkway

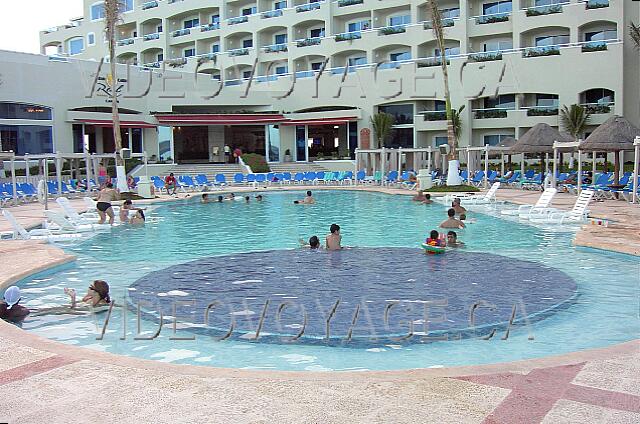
[0,185,638,423]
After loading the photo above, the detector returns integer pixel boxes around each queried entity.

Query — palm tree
[451,105,465,141]
[560,104,590,170]
[370,113,395,147]
[104,0,124,166]
[428,0,456,161]
[560,104,590,141]
[630,22,640,49]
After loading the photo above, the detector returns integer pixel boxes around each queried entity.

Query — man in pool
[452,198,467,215]
[299,235,321,249]
[245,196,251,203]
[440,208,465,229]
[326,224,342,250]
[256,195,263,201]
[96,182,119,225]
[225,193,236,201]
[201,193,210,204]
[412,191,427,202]
[0,286,30,323]
[294,191,315,204]
[447,231,464,247]
[422,193,433,205]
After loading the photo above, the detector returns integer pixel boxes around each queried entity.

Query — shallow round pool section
[129,248,577,346]
[17,190,640,370]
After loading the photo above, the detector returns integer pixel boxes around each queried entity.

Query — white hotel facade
[0,0,637,166]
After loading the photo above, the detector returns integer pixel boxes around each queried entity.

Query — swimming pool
[17,190,640,371]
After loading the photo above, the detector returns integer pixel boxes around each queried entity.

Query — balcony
[142,1,158,10]
[586,0,609,10]
[423,111,447,121]
[424,18,454,30]
[227,16,249,25]
[143,61,161,68]
[296,2,321,13]
[475,13,509,25]
[525,106,559,117]
[143,32,161,41]
[261,9,283,19]
[469,51,502,62]
[201,23,220,32]
[334,31,361,42]
[522,45,560,58]
[416,57,448,68]
[165,58,188,68]
[581,103,613,114]
[228,48,249,57]
[582,41,608,53]
[338,0,363,6]
[378,25,406,36]
[263,43,288,53]
[474,108,508,119]
[525,4,564,17]
[117,38,135,47]
[296,37,322,47]
[172,28,191,37]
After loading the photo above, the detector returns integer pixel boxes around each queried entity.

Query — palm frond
[559,104,590,140]
[370,113,395,147]
[630,22,640,50]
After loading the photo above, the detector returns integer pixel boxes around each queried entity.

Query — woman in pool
[31,280,112,316]
[129,210,145,225]
[96,182,119,225]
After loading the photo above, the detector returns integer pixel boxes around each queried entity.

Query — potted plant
[148,154,157,164]
[284,149,292,162]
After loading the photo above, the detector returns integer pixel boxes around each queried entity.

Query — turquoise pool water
[17,190,640,371]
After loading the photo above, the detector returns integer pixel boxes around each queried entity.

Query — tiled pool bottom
[16,190,640,370]
[128,248,577,346]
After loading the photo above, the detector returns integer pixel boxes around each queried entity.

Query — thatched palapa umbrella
[580,115,640,186]
[509,123,573,179]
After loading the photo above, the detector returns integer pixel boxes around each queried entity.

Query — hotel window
[485,94,515,109]
[482,1,512,15]
[121,0,134,12]
[184,18,200,29]
[131,128,143,153]
[274,34,287,44]
[157,53,164,62]
[310,28,325,38]
[311,61,323,70]
[483,134,513,146]
[483,40,512,52]
[441,8,460,19]
[0,103,52,120]
[87,33,96,46]
[388,15,410,26]
[243,39,253,48]
[90,2,105,20]
[211,14,220,24]
[584,89,614,105]
[535,34,569,47]
[157,24,163,33]
[585,29,617,42]
[274,1,287,10]
[243,70,253,79]
[535,94,559,107]
[212,73,221,80]
[212,44,220,53]
[435,47,460,57]
[434,100,446,111]
[242,6,257,16]
[348,56,367,66]
[378,104,413,125]
[68,37,85,55]
[534,0,566,6]
[347,20,370,32]
[184,48,196,57]
[275,65,288,75]
[390,51,411,61]
[0,125,54,155]
[434,136,448,147]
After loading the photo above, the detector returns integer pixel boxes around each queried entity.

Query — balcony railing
[201,23,220,32]
[261,9,283,19]
[227,16,249,25]
[522,45,560,58]
[263,43,288,53]
[117,38,135,46]
[378,25,406,36]
[474,108,509,119]
[338,0,363,7]
[586,0,609,10]
[172,28,191,37]
[423,111,447,121]
[143,61,161,68]
[416,57,448,68]
[582,40,608,52]
[228,48,249,57]
[296,37,322,47]
[525,106,559,116]
[143,33,161,41]
[469,51,503,62]
[296,2,321,12]
[334,31,361,42]
[581,102,613,114]
[424,18,454,30]
[141,1,158,10]
[475,13,510,25]
[525,3,564,17]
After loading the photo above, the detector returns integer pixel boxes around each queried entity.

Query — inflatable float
[421,242,446,254]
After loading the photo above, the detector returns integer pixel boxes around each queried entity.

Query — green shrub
[425,185,480,193]
[242,153,270,173]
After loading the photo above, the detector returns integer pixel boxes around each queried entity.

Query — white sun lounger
[450,182,501,205]
[2,210,82,241]
[56,197,100,225]
[44,211,110,233]
[500,188,557,218]
[528,190,595,225]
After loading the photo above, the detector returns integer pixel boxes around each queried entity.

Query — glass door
[295,125,308,162]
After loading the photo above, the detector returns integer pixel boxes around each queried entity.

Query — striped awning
[280,117,358,126]
[154,114,286,125]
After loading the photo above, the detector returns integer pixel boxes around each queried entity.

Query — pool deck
[0,186,638,423]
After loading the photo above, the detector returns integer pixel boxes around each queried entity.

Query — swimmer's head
[306,190,312,197]
[217,196,223,202]
[123,199,132,206]
[447,231,457,242]
[330,223,340,234]
[309,236,320,249]
[448,208,456,217]
[425,193,431,200]
[430,230,439,240]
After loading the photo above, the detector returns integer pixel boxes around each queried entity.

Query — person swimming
[201,193,210,204]
[452,198,467,215]
[325,224,342,250]
[29,280,113,317]
[447,231,464,247]
[0,286,30,323]
[129,209,145,225]
[294,191,315,205]
[425,230,445,247]
[299,235,321,249]
[422,193,433,205]
[440,208,466,229]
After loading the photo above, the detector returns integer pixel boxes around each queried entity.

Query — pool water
[17,190,640,371]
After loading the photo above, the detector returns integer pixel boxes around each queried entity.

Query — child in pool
[425,230,446,247]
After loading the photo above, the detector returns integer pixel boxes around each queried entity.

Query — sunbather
[440,208,465,229]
